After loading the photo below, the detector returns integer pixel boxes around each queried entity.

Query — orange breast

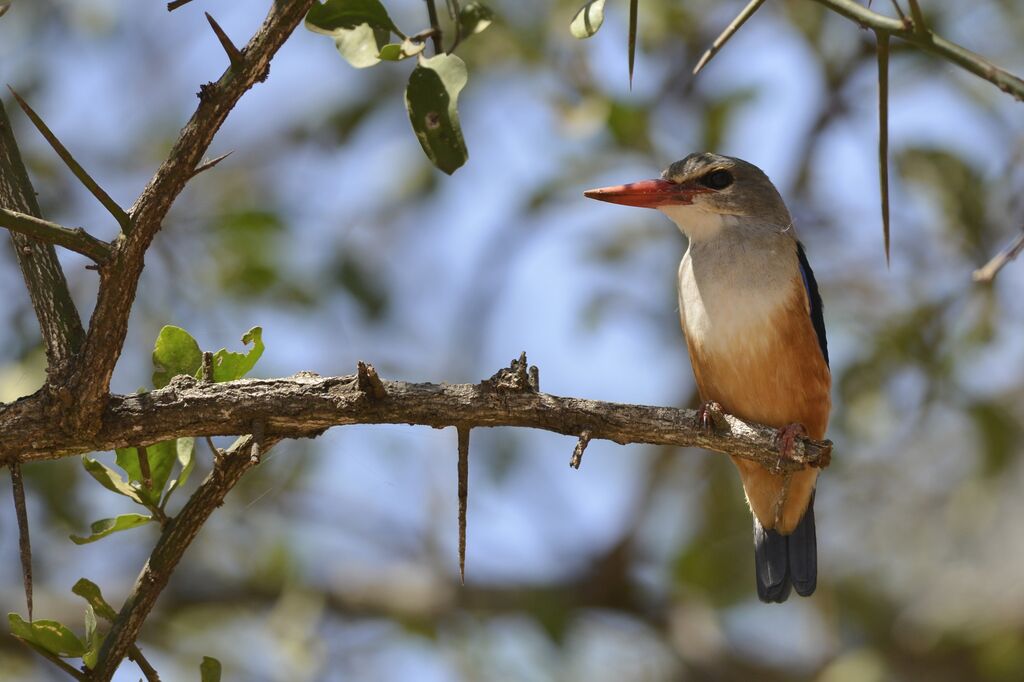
[684,279,831,532]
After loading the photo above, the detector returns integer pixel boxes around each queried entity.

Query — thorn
[569,430,592,470]
[692,0,766,75]
[9,462,33,621]
[205,12,245,69]
[356,361,387,399]
[627,0,638,88]
[167,0,195,10]
[7,87,132,233]
[875,31,891,266]
[456,426,470,585]
[190,151,233,179]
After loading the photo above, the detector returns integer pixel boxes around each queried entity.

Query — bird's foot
[697,401,724,434]
[773,422,808,474]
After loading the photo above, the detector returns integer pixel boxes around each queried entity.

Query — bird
[584,153,831,603]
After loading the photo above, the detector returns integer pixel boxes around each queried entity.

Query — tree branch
[0,371,833,471]
[88,434,273,681]
[0,99,85,379]
[808,0,1024,101]
[64,0,315,435]
[0,207,112,263]
[973,227,1024,283]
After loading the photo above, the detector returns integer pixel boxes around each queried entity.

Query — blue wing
[796,242,829,368]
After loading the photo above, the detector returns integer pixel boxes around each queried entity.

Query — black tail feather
[753,492,817,603]
[788,492,817,597]
[754,518,791,603]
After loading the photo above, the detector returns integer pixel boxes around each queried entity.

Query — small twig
[250,420,264,464]
[128,647,161,682]
[136,444,153,490]
[973,228,1024,283]
[424,0,444,54]
[167,0,195,11]
[0,207,113,263]
[876,30,891,265]
[89,434,275,681]
[202,351,214,383]
[456,426,469,585]
[356,361,387,399]
[7,87,132,233]
[693,0,766,75]
[888,0,909,26]
[205,13,245,69]
[569,430,592,470]
[445,0,463,53]
[906,0,928,35]
[9,461,33,620]
[14,642,86,680]
[189,151,233,180]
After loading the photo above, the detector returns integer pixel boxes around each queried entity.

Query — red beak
[584,179,708,209]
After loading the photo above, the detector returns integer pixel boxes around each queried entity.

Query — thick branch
[0,373,833,471]
[66,0,315,434]
[0,99,85,378]
[88,434,272,681]
[0,207,112,263]
[809,0,1024,101]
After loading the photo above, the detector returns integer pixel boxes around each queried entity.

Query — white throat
[658,204,733,242]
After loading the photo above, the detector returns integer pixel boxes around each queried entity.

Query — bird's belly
[681,284,830,439]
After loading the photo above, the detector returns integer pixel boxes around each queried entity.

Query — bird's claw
[773,423,808,474]
[697,401,724,434]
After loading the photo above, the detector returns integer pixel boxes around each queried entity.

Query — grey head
[585,152,795,242]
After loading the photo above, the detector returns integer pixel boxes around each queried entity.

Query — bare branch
[89,434,273,681]
[808,0,1024,101]
[693,0,766,75]
[7,87,132,232]
[0,372,833,471]
[973,227,1024,283]
[424,0,444,54]
[167,0,195,11]
[0,207,112,263]
[65,0,316,435]
[0,99,85,378]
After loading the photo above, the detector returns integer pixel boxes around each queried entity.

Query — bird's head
[584,153,793,242]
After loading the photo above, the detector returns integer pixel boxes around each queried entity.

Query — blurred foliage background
[2,0,1024,680]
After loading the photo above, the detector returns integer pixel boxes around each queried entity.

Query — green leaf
[70,513,152,545]
[200,655,223,682]
[306,0,399,69]
[8,614,87,657]
[82,605,103,669]
[379,37,425,61]
[164,438,196,505]
[405,53,469,175]
[71,579,118,622]
[305,0,400,34]
[570,0,605,39]
[332,23,392,68]
[116,440,178,506]
[81,457,144,505]
[459,2,494,37]
[211,326,264,382]
[152,325,203,389]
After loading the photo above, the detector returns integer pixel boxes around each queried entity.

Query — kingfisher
[584,153,831,603]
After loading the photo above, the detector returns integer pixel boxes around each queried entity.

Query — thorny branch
[0,363,833,472]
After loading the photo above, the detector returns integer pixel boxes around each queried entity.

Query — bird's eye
[701,170,733,190]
